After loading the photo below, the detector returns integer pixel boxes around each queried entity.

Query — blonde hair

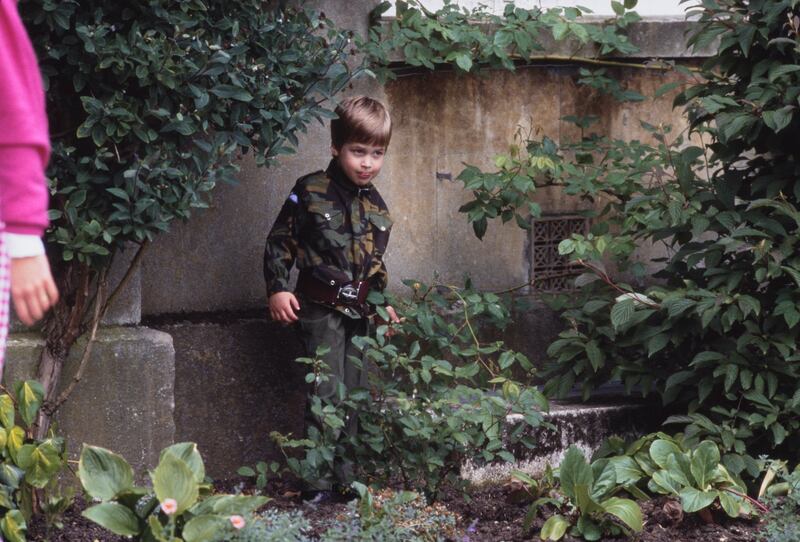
[331,96,392,149]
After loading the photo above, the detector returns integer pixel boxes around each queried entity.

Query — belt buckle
[338,284,359,304]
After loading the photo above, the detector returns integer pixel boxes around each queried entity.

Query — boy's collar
[327,158,373,196]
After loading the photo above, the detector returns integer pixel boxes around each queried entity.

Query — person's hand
[10,254,59,326]
[384,305,403,337]
[269,291,300,324]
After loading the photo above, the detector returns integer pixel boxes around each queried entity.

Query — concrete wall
[142,63,692,314]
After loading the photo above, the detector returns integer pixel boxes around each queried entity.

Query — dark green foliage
[22,0,357,267]
[363,0,641,83]
[274,280,548,500]
[454,0,800,471]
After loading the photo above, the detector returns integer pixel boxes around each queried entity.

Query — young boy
[263,96,399,496]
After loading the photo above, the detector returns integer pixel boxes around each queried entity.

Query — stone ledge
[461,401,660,485]
[5,326,175,476]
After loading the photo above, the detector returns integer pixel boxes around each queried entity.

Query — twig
[723,487,770,515]
[98,241,149,318]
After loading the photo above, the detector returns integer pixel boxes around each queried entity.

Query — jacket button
[379,226,386,231]
[324,213,331,219]
[330,280,335,286]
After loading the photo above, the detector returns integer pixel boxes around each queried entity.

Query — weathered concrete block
[462,401,660,485]
[4,327,175,476]
[159,319,306,478]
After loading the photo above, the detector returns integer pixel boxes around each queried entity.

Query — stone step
[461,400,659,485]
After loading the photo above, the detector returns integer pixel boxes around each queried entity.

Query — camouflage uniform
[263,159,393,490]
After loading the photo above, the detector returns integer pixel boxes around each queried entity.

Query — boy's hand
[384,305,403,337]
[269,291,300,324]
[10,255,59,326]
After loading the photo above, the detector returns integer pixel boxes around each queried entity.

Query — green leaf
[559,446,593,500]
[611,1,625,15]
[0,509,26,542]
[679,487,718,513]
[79,445,134,501]
[540,515,569,540]
[182,515,228,542]
[649,439,682,469]
[718,490,742,518]
[454,53,473,72]
[25,440,63,488]
[14,381,44,428]
[83,503,141,536]
[209,84,253,102]
[160,443,205,484]
[650,469,682,495]
[602,497,643,532]
[0,395,14,429]
[6,427,24,464]
[768,64,800,83]
[610,299,635,329]
[690,441,720,488]
[585,341,604,371]
[152,452,199,515]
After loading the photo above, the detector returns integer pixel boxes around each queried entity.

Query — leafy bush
[21,0,360,436]
[0,380,65,542]
[226,510,311,542]
[78,442,267,541]
[447,0,800,472]
[274,280,548,499]
[537,446,642,541]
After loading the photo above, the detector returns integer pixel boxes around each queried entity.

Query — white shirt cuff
[6,233,45,258]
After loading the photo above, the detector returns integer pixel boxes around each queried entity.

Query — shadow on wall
[151,317,306,478]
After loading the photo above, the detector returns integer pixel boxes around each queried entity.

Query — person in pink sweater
[0,0,59,369]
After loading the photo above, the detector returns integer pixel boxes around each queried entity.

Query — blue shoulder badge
[288,192,299,204]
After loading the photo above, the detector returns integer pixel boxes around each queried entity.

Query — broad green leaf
[183,514,228,542]
[0,509,26,542]
[454,53,472,72]
[602,497,643,532]
[6,427,24,464]
[559,446,593,500]
[83,503,140,536]
[0,395,14,429]
[718,490,742,518]
[679,487,718,513]
[540,515,569,540]
[24,440,63,488]
[574,483,603,514]
[608,456,642,485]
[79,445,134,501]
[190,494,269,516]
[576,515,601,540]
[650,469,682,495]
[152,452,199,515]
[160,443,205,484]
[649,439,682,469]
[590,459,617,500]
[14,381,43,428]
[610,299,635,329]
[690,441,720,488]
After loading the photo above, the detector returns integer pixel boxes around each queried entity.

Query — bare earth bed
[28,479,762,542]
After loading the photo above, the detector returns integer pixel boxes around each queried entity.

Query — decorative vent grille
[532,216,590,292]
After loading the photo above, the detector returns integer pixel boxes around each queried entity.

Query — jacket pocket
[307,201,347,248]
[368,211,393,253]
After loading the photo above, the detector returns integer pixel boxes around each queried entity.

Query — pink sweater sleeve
[0,0,50,236]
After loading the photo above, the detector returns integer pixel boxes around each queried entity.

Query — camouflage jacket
[263,159,393,318]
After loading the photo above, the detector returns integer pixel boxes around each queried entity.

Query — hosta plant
[78,442,267,541]
[0,380,65,542]
[540,446,642,541]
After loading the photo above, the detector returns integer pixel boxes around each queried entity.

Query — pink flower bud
[230,515,246,530]
[161,498,178,515]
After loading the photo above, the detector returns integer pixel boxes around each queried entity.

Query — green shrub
[78,442,268,542]
[758,468,800,542]
[274,280,548,499]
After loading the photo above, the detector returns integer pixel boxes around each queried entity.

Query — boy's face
[332,142,386,187]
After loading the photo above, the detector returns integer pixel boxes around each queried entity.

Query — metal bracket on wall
[436,172,453,182]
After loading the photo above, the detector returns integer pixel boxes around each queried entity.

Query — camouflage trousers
[296,300,368,490]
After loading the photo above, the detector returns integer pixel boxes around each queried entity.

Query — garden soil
[28,480,762,541]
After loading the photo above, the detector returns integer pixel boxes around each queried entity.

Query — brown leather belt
[296,270,370,312]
